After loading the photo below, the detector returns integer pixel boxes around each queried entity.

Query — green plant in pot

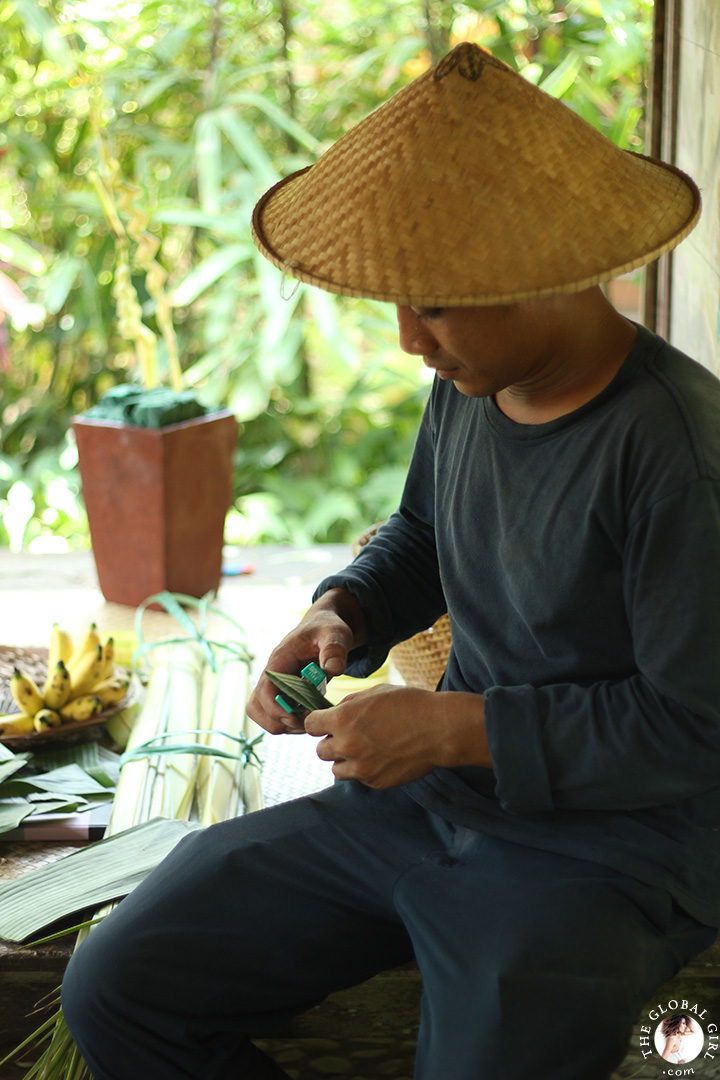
[73,148,237,609]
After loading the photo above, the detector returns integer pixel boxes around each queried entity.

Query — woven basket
[0,645,136,751]
[0,646,50,719]
[390,616,452,691]
[353,526,452,691]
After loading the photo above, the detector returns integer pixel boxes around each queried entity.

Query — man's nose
[396,306,438,355]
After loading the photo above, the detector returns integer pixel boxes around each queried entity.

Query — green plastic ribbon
[119,729,263,769]
[132,590,254,673]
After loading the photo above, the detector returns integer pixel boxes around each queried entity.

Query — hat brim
[252,45,701,307]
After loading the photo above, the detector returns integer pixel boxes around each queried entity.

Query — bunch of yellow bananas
[0,623,131,737]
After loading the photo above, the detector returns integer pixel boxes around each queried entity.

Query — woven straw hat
[252,42,700,307]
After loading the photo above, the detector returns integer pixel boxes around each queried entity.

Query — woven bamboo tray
[0,645,137,751]
[354,525,452,691]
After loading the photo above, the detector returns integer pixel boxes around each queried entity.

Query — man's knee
[61,915,141,1050]
[61,933,110,1042]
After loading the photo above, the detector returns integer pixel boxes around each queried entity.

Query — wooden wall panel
[670,0,720,375]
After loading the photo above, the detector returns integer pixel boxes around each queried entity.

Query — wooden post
[643,0,682,337]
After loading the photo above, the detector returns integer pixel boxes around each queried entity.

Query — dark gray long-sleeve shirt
[314,324,720,926]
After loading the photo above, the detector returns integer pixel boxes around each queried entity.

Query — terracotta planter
[73,410,237,608]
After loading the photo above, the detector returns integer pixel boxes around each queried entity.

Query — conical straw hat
[252,42,700,306]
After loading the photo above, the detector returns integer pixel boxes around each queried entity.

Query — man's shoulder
[634,326,720,415]
[620,327,720,484]
[621,324,716,434]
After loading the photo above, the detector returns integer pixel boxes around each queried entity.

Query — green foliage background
[0,0,653,550]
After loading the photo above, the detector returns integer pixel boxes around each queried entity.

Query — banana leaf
[34,744,121,788]
[0,817,202,943]
[0,799,36,834]
[23,791,114,814]
[1,763,110,799]
[0,790,81,832]
[0,747,119,835]
[0,753,32,785]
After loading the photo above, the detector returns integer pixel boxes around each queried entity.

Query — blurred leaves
[0,0,652,549]
[0,230,47,275]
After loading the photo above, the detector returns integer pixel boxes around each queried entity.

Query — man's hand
[304,684,492,788]
[246,589,365,735]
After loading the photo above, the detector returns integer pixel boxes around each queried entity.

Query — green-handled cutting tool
[266,665,332,714]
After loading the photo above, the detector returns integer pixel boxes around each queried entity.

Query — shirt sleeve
[484,477,720,815]
[313,391,447,678]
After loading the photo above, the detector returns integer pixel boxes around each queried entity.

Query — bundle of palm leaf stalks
[0,620,263,1080]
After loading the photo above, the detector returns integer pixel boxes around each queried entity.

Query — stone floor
[256,1036,416,1080]
[253,1024,720,1080]
[3,1028,720,1080]
[252,1026,720,1080]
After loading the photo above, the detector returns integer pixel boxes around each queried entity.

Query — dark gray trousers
[61,781,715,1080]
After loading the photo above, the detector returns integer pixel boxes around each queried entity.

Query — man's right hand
[246,588,366,735]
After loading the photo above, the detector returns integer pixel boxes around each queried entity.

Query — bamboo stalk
[196,650,261,824]
[194,662,218,821]
[107,654,171,834]
[160,644,204,819]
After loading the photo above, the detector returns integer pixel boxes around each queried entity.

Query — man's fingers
[315,735,338,760]
[317,645,347,677]
[247,673,308,734]
[318,625,356,676]
[306,711,349,770]
[280,715,307,733]
[304,709,332,737]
